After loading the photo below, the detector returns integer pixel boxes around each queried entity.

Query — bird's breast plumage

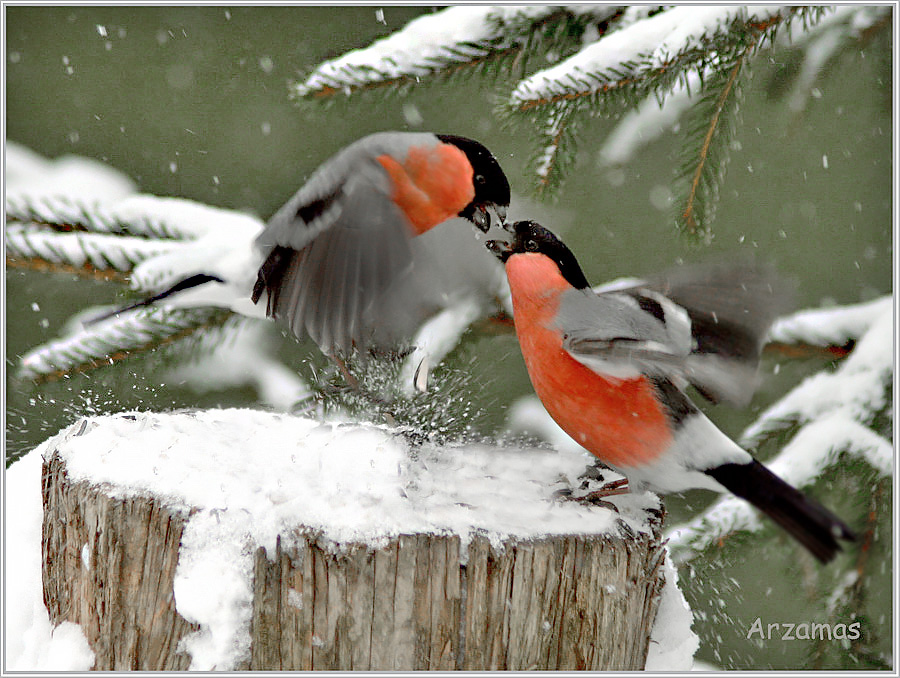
[376,142,474,236]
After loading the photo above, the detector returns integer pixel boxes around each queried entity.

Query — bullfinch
[95,132,510,361]
[251,131,510,355]
[488,220,855,564]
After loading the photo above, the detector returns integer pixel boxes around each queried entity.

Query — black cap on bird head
[487,220,591,290]
[437,134,510,232]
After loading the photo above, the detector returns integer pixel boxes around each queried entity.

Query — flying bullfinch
[251,132,510,355]
[489,220,855,564]
[99,132,510,359]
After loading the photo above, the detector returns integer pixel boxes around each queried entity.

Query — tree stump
[41,410,668,671]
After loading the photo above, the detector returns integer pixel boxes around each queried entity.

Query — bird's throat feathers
[506,252,573,307]
[378,143,475,236]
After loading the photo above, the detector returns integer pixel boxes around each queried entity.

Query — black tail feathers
[88,273,224,325]
[705,460,855,564]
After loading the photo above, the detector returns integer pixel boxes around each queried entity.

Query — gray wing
[641,257,795,362]
[255,131,437,254]
[628,258,795,405]
[254,174,421,354]
[559,287,695,381]
[564,259,796,406]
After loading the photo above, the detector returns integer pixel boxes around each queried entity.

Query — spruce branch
[530,103,580,196]
[6,252,128,282]
[291,5,865,239]
[505,6,798,113]
[767,296,890,349]
[291,6,610,105]
[676,53,746,240]
[6,222,180,277]
[741,297,892,451]
[810,475,891,670]
[6,193,190,240]
[9,188,267,385]
[500,6,827,204]
[18,306,230,383]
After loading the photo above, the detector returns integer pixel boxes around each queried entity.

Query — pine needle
[680,56,745,237]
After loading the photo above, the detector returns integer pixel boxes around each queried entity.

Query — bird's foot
[556,476,631,512]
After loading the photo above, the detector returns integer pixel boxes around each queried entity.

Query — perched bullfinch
[93,132,510,368]
[489,220,855,564]
[251,131,510,355]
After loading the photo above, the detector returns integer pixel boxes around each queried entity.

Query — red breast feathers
[377,141,475,236]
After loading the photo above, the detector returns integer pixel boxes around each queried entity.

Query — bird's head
[487,219,590,289]
[437,134,509,232]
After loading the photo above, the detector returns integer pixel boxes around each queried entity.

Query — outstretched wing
[254,171,426,354]
[559,259,795,406]
[642,258,796,364]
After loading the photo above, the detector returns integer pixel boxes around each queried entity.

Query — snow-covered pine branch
[5,193,264,279]
[743,296,893,450]
[502,6,814,222]
[6,221,178,280]
[530,100,580,194]
[18,306,228,382]
[291,6,616,101]
[290,6,888,239]
[7,193,197,240]
[674,54,745,240]
[11,197,268,383]
[6,146,275,385]
[667,296,893,560]
[505,6,802,112]
[767,295,891,349]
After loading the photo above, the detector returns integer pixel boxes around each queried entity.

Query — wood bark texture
[42,446,666,671]
[41,448,198,670]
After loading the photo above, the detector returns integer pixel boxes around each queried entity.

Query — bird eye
[524,238,539,252]
[474,174,486,185]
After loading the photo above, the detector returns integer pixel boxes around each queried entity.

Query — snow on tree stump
[40,409,667,671]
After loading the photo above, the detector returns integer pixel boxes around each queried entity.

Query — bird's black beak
[471,204,508,233]
[486,237,513,262]
[472,207,491,232]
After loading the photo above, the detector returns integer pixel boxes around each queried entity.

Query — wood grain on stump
[42,449,197,671]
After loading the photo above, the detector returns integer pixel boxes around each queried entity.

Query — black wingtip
[706,460,855,564]
[252,246,294,314]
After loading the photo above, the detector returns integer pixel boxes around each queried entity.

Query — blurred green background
[5,6,893,670]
